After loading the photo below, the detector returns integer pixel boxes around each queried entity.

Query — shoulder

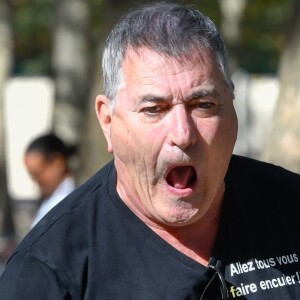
[10,160,116,262]
[228,154,300,184]
[2,161,117,294]
[226,155,300,205]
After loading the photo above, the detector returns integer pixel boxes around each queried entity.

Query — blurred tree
[77,0,143,183]
[13,0,52,74]
[52,0,92,146]
[0,0,15,237]
[218,0,247,72]
[239,0,293,74]
[262,0,300,172]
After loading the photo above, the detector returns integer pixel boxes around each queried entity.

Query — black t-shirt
[0,155,300,299]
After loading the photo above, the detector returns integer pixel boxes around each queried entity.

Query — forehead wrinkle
[165,73,183,101]
[165,69,211,102]
[122,47,219,105]
[127,47,208,79]
[137,73,191,103]
[138,79,217,105]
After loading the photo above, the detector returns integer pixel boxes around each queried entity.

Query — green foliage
[10,0,294,75]
[239,0,294,73]
[13,0,52,75]
[191,0,222,27]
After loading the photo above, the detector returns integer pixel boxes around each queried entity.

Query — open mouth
[166,166,197,189]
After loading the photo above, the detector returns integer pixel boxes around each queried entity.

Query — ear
[95,95,113,153]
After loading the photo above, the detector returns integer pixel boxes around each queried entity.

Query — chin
[162,218,199,228]
[158,208,200,227]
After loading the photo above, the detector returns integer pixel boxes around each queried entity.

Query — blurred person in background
[0,237,16,277]
[24,133,76,228]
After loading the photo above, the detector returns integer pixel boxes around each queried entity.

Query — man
[0,2,299,299]
[24,133,76,228]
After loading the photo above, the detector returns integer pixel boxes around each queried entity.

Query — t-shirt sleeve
[0,251,69,299]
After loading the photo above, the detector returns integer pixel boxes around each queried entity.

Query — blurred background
[0,0,300,264]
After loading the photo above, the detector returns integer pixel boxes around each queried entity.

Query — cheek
[221,110,238,146]
[110,120,147,169]
[110,115,134,151]
[196,111,237,147]
[36,177,49,192]
[111,114,164,160]
[195,118,220,145]
[40,173,53,187]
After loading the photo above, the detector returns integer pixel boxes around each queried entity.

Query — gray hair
[102,2,234,107]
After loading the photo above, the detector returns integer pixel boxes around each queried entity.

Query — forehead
[118,47,225,102]
[124,46,213,74]
[25,152,47,169]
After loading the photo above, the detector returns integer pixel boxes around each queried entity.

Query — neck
[148,193,224,266]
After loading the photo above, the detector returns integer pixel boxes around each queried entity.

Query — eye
[141,104,168,116]
[191,100,219,117]
[142,106,160,114]
[196,102,216,110]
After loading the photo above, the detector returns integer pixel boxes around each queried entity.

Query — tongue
[166,166,196,189]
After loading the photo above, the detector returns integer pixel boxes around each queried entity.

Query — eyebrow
[139,88,220,104]
[140,95,167,103]
[187,89,220,101]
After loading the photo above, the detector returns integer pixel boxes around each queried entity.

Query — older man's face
[96,47,237,227]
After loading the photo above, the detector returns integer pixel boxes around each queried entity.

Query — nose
[168,104,197,150]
